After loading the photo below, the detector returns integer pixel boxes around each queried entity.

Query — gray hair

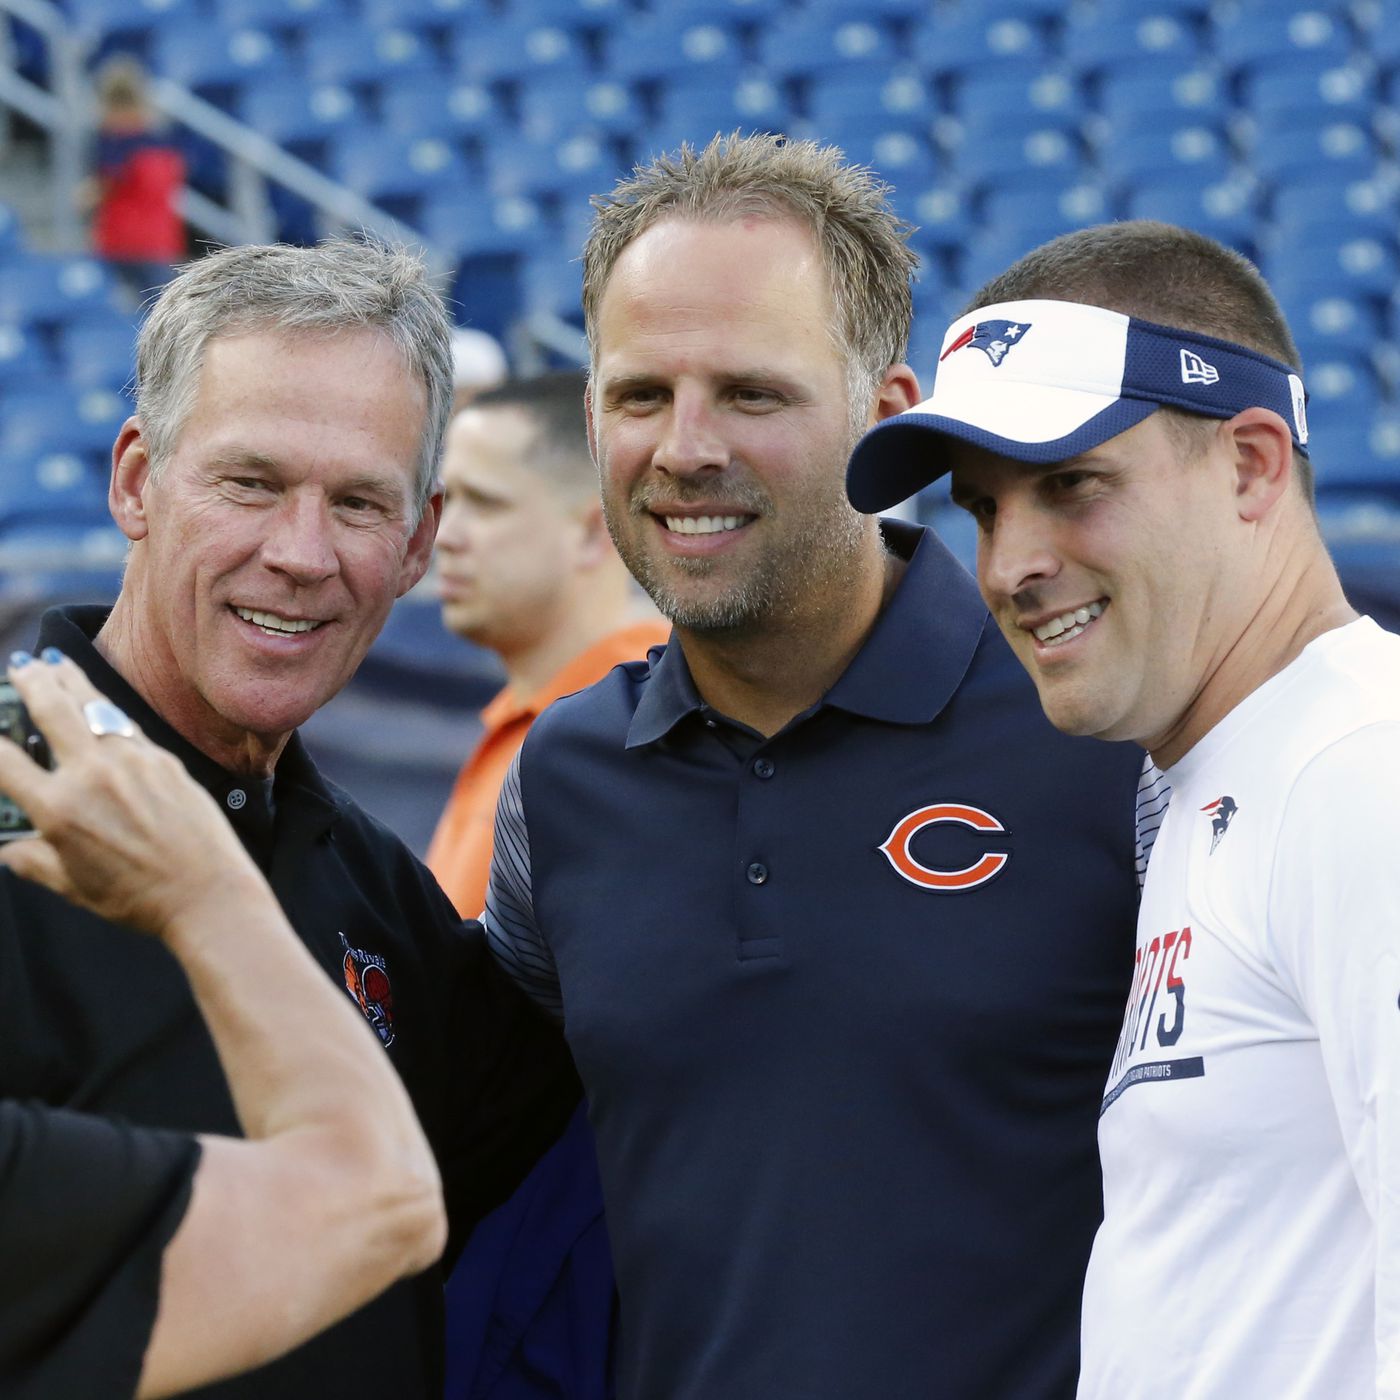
[135,238,454,518]
[581,131,918,418]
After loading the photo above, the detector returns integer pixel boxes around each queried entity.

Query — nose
[651,391,728,478]
[260,492,339,585]
[978,498,1060,603]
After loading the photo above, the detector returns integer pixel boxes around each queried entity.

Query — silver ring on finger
[82,699,137,739]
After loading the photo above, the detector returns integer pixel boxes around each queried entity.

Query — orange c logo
[879,803,1009,892]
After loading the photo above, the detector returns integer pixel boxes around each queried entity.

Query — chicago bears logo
[1200,796,1238,855]
[940,319,1031,367]
[879,803,1010,892]
[340,932,396,1048]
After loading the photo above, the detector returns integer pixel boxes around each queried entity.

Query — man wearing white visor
[848,220,1400,1399]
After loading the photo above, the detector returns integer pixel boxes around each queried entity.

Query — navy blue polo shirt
[486,522,1142,1400]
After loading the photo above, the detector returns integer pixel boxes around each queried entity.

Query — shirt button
[746,862,768,885]
[704,719,717,729]
[752,757,775,779]
[226,788,247,811]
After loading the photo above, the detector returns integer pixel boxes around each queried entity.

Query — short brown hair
[966,220,1313,498]
[581,131,918,410]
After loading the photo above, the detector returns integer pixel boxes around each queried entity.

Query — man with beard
[481,133,1145,1399]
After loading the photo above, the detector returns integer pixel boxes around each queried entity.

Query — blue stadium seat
[327,131,471,211]
[797,0,931,19]
[149,21,290,102]
[599,14,745,83]
[1249,117,1380,185]
[303,22,443,88]
[0,256,121,331]
[216,0,349,32]
[494,0,627,25]
[1239,56,1374,121]
[954,228,1072,301]
[418,189,554,259]
[1266,230,1400,300]
[1278,291,1387,356]
[650,71,794,151]
[1210,6,1357,74]
[1293,353,1383,433]
[379,74,502,142]
[447,18,590,84]
[1094,0,1211,18]
[951,68,1085,125]
[482,131,623,204]
[1095,122,1233,186]
[834,126,940,189]
[904,183,976,255]
[516,74,641,141]
[979,180,1113,240]
[0,384,131,461]
[1270,170,1400,240]
[63,0,203,49]
[912,11,1051,79]
[948,123,1083,189]
[520,255,584,323]
[1061,11,1202,76]
[0,449,112,533]
[804,68,934,128]
[755,14,898,78]
[358,0,482,26]
[57,315,139,391]
[1095,65,1223,125]
[238,79,364,155]
[0,203,23,258]
[1310,417,1400,493]
[1121,175,1257,253]
[0,324,58,391]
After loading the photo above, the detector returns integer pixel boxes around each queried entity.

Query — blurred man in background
[428,369,665,920]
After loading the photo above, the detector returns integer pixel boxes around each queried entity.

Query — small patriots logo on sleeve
[941,319,1032,367]
[1201,796,1239,854]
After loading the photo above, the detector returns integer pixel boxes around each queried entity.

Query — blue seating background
[2,0,1398,846]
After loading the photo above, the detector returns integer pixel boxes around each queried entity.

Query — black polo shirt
[0,606,578,1399]
[486,522,1142,1400]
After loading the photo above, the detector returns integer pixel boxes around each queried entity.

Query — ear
[397,487,443,597]
[869,363,921,427]
[1225,408,1294,524]
[583,379,600,467]
[110,417,153,542]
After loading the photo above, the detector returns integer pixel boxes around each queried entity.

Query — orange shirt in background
[427,621,670,918]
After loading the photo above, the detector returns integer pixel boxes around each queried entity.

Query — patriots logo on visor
[941,319,1032,367]
[1200,795,1238,855]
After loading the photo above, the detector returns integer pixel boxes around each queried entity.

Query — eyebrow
[209,451,408,505]
[599,366,805,394]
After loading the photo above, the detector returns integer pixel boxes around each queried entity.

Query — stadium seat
[1061,11,1202,76]
[1278,291,1387,356]
[1266,229,1400,300]
[378,74,502,142]
[834,126,940,189]
[1095,122,1233,186]
[599,14,746,83]
[447,18,591,84]
[1239,56,1374,121]
[903,182,976,255]
[948,123,1083,189]
[912,11,1051,79]
[756,14,898,79]
[63,0,203,50]
[238,79,364,156]
[1249,118,1380,185]
[1269,170,1400,240]
[148,21,290,104]
[650,71,794,151]
[327,131,472,212]
[0,449,112,532]
[1311,416,1400,493]
[482,131,624,204]
[216,0,348,32]
[0,256,121,331]
[418,189,554,260]
[1210,6,1357,74]
[1121,175,1257,253]
[804,68,935,128]
[979,180,1113,240]
[1095,65,1223,125]
[303,22,444,88]
[0,384,131,462]
[1294,354,1384,433]
[951,68,1085,125]
[0,324,58,392]
[358,0,480,26]
[58,315,139,391]
[516,74,641,142]
[520,255,584,322]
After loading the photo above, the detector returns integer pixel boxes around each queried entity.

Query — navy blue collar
[626,521,989,749]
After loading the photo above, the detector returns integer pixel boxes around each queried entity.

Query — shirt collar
[626,521,989,749]
[37,605,341,832]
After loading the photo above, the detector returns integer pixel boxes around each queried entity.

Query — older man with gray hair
[0,239,577,1399]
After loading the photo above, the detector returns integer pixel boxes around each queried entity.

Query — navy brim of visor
[845,396,1160,516]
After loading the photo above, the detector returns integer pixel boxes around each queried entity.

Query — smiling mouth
[233,606,324,637]
[1032,600,1106,646]
[660,513,755,536]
